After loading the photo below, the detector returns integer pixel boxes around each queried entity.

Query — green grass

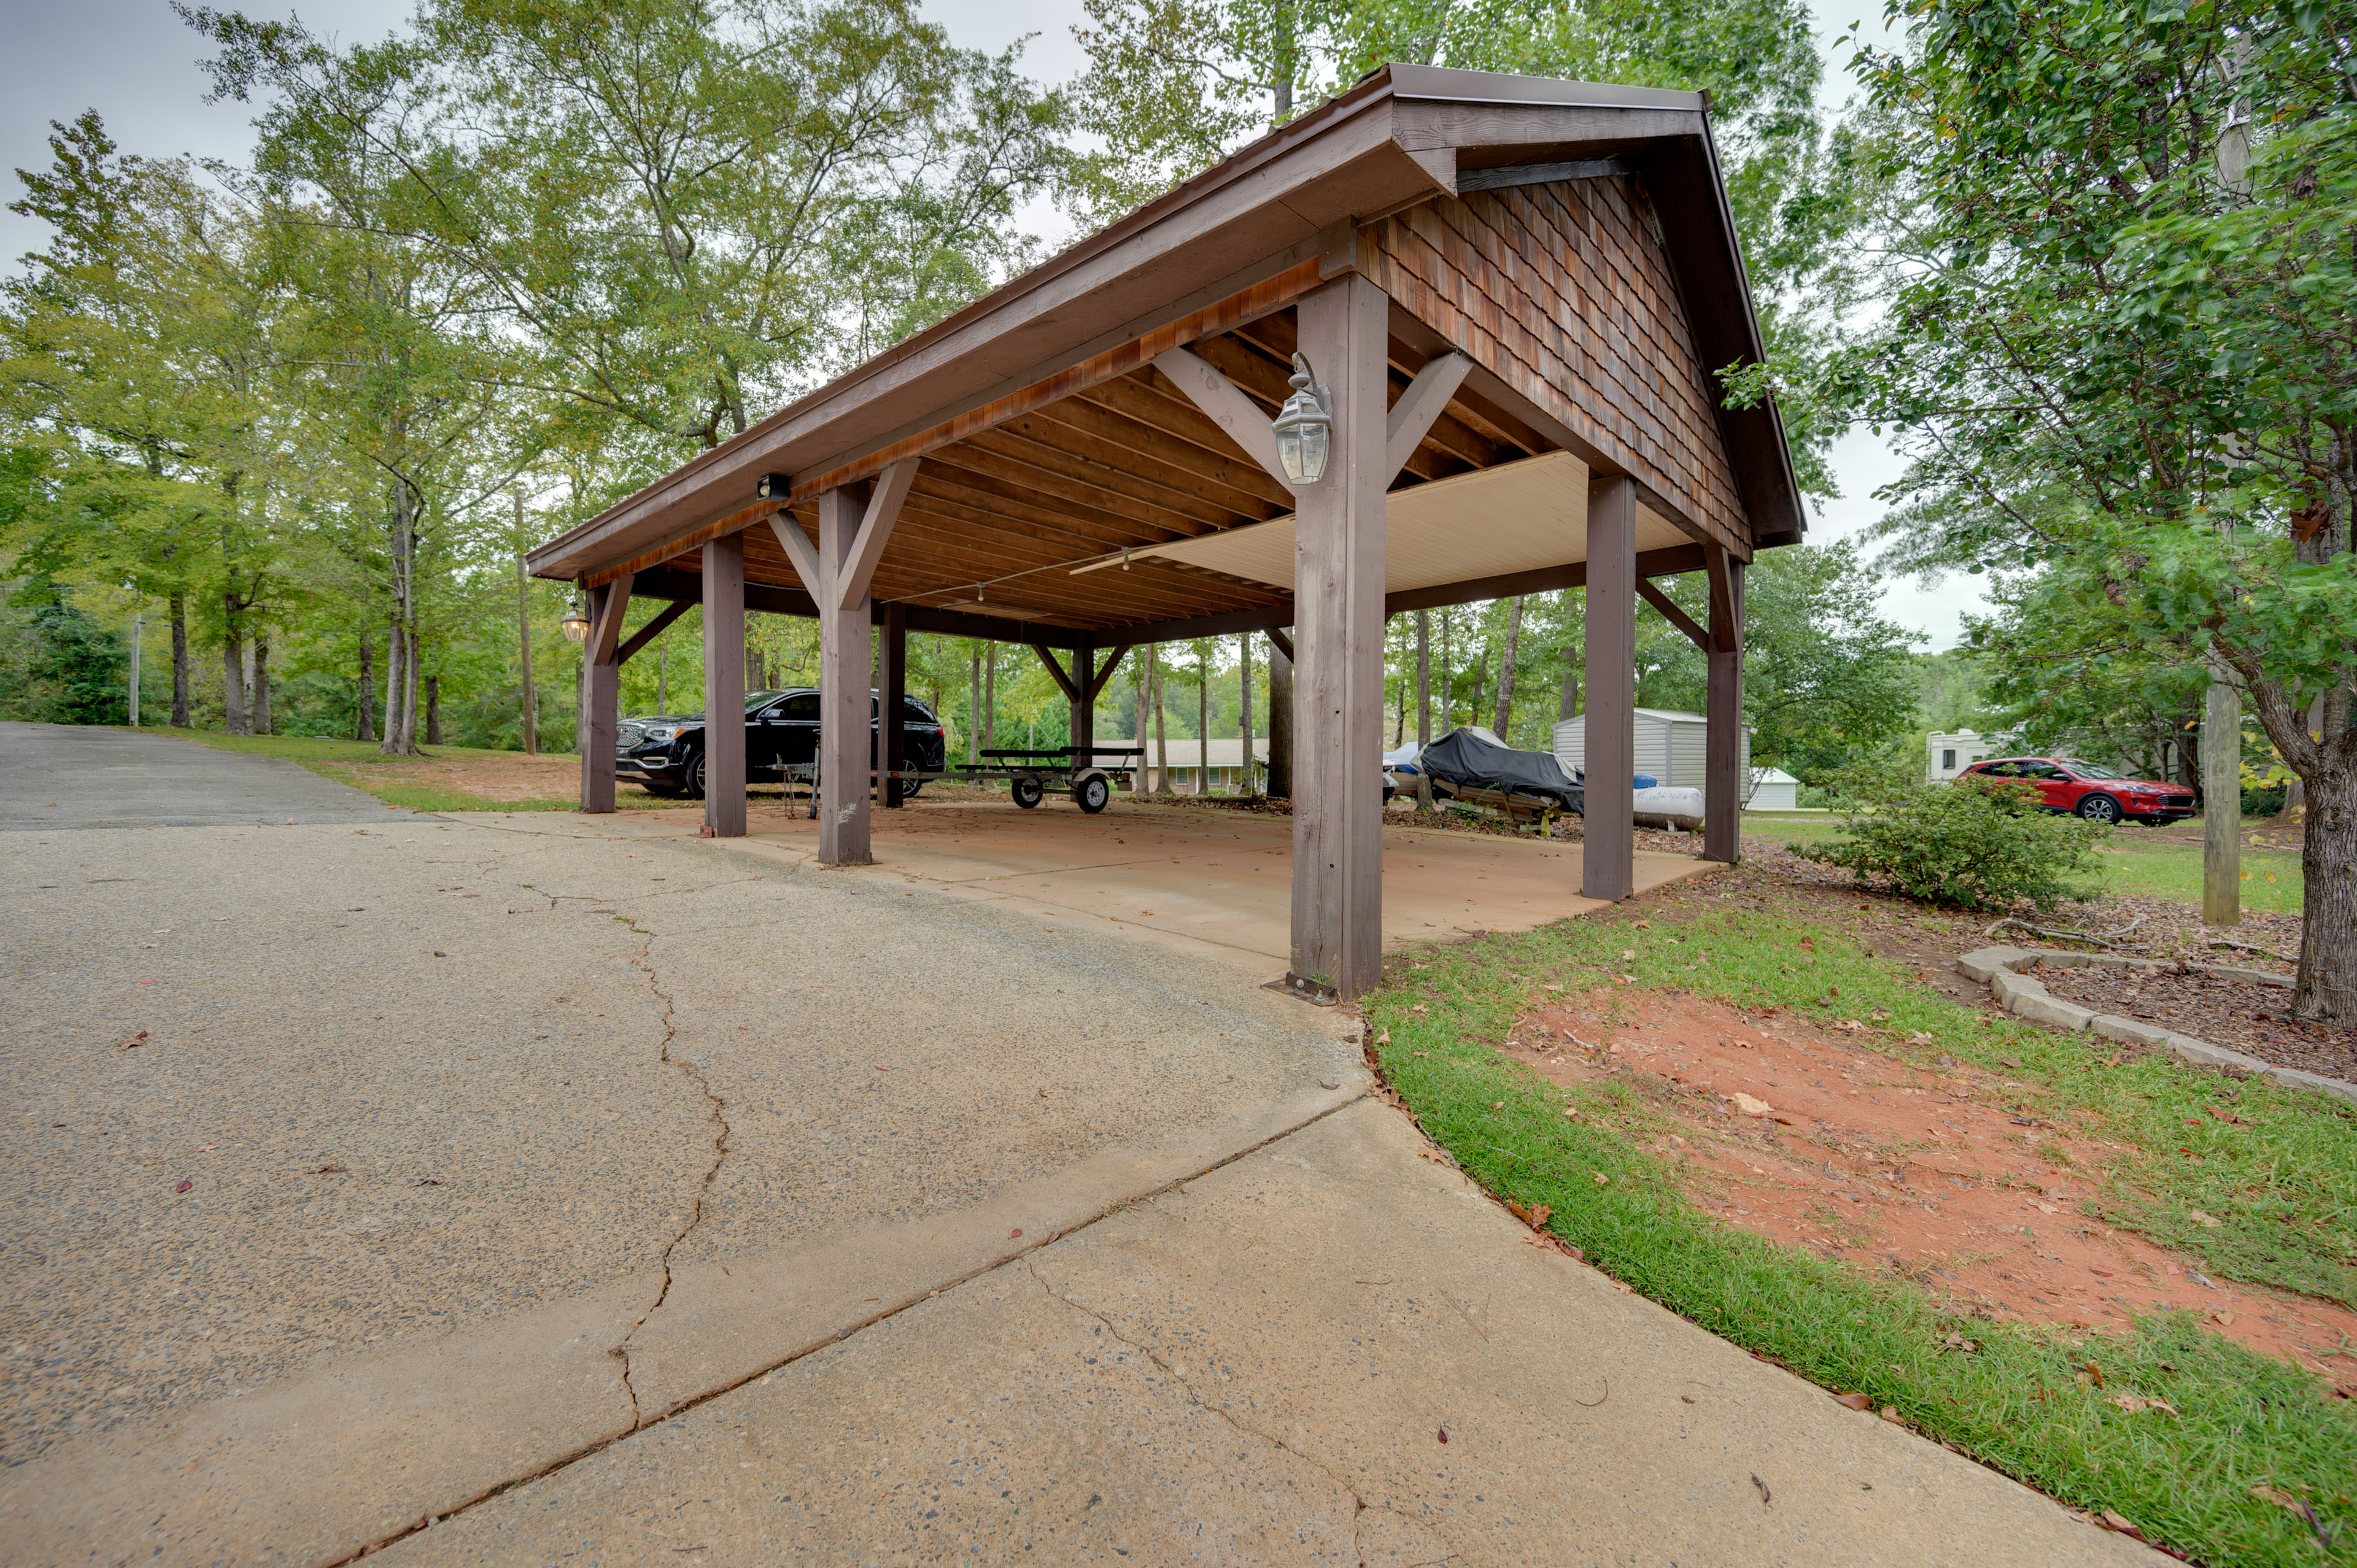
[1369,900,2357,1566]
[2100,837,2305,916]
[159,728,676,813]
[1743,811,2307,914]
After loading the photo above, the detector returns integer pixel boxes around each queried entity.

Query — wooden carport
[526,64,1805,1001]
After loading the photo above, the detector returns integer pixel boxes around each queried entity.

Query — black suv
[616,688,948,798]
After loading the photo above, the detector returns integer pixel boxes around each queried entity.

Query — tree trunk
[1152,650,1171,796]
[251,633,271,735]
[1493,595,1523,737]
[656,638,668,715]
[381,611,406,755]
[983,643,996,754]
[356,628,376,742]
[1196,641,1210,795]
[1267,635,1293,798]
[1131,651,1148,790]
[221,601,248,736]
[1415,610,1433,809]
[516,550,537,755]
[1560,651,1580,720]
[1438,610,1452,732]
[400,626,421,754]
[169,593,190,728]
[969,643,981,767]
[425,674,442,746]
[2294,761,2355,1021]
[2283,693,2321,814]
[1239,634,1256,797]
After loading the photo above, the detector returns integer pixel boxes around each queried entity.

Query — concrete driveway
[0,728,2151,1566]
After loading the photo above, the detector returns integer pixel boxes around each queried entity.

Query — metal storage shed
[1553,707,1747,790]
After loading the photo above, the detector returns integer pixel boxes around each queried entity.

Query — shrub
[1795,767,2110,910]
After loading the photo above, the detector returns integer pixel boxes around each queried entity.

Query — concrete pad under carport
[587,794,1716,973]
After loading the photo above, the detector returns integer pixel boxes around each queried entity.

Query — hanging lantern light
[1271,352,1331,485]
[560,601,591,643]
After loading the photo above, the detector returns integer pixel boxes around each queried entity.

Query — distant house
[1927,728,2000,782]
[1552,708,1749,790]
[1135,738,1269,793]
[1746,766,1802,811]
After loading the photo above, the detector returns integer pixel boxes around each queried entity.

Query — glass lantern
[1271,353,1331,485]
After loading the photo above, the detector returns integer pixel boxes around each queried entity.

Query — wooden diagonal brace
[1088,646,1132,700]
[1385,352,1471,476]
[1032,644,1080,704]
[614,600,689,666]
[588,572,635,665]
[1153,347,1296,493]
[834,460,918,612]
[767,512,824,593]
[1636,578,1710,652]
[1266,627,1295,663]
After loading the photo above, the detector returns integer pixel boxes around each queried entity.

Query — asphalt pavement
[0,721,404,828]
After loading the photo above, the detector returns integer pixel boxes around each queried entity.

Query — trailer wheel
[1075,774,1111,814]
[1012,776,1045,809]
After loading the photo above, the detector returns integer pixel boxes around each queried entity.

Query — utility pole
[2203,657,2242,925]
[2203,43,2251,926]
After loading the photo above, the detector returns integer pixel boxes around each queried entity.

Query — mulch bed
[2035,962,2357,1083]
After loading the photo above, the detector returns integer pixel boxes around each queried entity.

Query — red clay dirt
[1482,983,2357,1391]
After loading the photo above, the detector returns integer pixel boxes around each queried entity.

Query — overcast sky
[0,0,1978,649]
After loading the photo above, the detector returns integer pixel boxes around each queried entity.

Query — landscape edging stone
[1951,946,2357,1106]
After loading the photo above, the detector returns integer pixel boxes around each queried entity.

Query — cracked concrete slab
[387,1100,2155,1567]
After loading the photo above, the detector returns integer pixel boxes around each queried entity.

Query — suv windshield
[2059,759,2126,779]
[743,689,788,713]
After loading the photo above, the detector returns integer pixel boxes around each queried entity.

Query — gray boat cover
[1417,727,1585,813]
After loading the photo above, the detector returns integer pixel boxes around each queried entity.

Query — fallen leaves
[1505,1200,1554,1230]
[173,1180,192,1194]
[315,1164,347,1175]
[2110,1394,2178,1416]
[1833,1391,1875,1410]
[1592,1172,1610,1186]
[114,1031,148,1050]
[2249,1485,2332,1543]
[2188,1208,2221,1228]
[1730,1092,1773,1118]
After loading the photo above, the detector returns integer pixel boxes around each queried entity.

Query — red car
[1958,756,2197,825]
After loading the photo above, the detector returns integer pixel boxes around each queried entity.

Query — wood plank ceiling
[660,309,1551,636]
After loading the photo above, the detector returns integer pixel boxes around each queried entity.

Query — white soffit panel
[1077,451,1692,593]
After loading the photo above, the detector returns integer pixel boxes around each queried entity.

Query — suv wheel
[2076,793,2121,824]
[1075,774,1111,814]
[686,751,708,800]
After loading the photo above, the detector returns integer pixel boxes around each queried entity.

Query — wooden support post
[702,538,746,838]
[578,576,627,814]
[1583,476,1636,900]
[1071,639,1096,763]
[879,601,907,808]
[1267,631,1294,797]
[1704,548,1744,865]
[818,482,874,863]
[1290,274,1389,1000]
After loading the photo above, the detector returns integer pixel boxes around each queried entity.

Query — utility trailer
[956,746,1144,814]
[780,745,1145,816]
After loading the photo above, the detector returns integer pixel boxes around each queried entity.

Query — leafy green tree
[1785,0,2357,1020]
